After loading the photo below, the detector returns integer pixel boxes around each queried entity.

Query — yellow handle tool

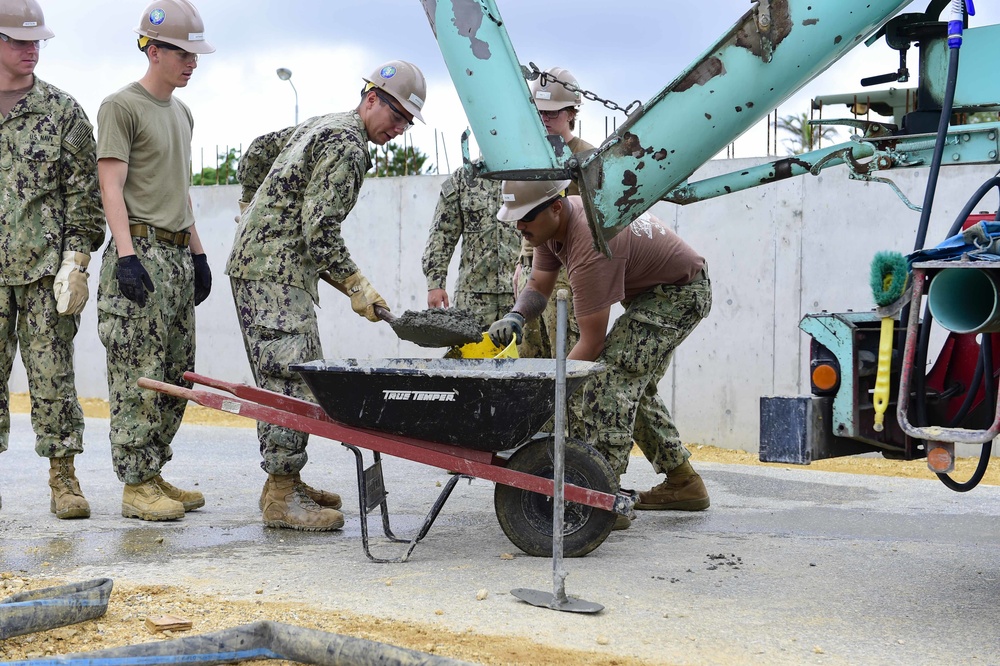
[872,316,894,432]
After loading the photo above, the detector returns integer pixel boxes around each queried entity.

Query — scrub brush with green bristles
[869,250,909,433]
[869,251,909,307]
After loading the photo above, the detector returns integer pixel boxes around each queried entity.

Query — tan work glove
[53,251,90,316]
[334,271,389,322]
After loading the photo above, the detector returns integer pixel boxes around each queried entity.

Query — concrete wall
[12,159,998,452]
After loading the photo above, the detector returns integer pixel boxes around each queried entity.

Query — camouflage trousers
[453,291,515,331]
[231,278,321,475]
[569,276,712,479]
[97,238,195,485]
[0,277,84,457]
[514,259,578,359]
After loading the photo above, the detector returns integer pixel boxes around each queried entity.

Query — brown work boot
[258,475,341,511]
[613,513,632,531]
[154,475,205,511]
[635,461,710,511]
[261,474,344,532]
[48,456,90,519]
[122,479,185,521]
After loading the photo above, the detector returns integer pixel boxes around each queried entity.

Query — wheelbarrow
[139,360,635,563]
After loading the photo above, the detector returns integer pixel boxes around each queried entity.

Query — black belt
[129,223,191,248]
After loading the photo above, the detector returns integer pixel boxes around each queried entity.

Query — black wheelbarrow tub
[291,358,603,451]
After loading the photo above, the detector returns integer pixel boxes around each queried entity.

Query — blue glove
[116,255,154,307]
[192,253,212,306]
[488,312,525,347]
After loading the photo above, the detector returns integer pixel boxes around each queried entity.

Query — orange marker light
[811,364,839,392]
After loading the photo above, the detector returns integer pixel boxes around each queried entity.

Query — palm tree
[777,112,839,155]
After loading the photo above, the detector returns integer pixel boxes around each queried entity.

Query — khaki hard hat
[530,66,582,111]
[135,0,215,55]
[0,0,53,40]
[363,60,427,123]
[497,179,572,222]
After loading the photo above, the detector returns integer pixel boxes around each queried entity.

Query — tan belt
[129,223,191,248]
[689,267,708,283]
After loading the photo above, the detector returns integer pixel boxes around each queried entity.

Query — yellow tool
[448,333,519,359]
[869,252,909,432]
[872,315,894,432]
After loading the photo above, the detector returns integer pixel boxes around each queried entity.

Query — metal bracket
[343,445,468,564]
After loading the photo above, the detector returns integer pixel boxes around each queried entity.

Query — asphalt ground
[1,413,999,665]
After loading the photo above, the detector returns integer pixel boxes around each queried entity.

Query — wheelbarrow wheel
[494,437,617,557]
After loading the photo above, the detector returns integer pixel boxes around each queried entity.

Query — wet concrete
[388,308,484,348]
[2,413,1000,665]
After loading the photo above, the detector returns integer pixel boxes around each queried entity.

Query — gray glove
[488,312,525,347]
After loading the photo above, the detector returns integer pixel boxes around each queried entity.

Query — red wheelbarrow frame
[139,371,633,561]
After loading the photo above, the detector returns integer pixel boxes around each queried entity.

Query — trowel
[320,272,482,348]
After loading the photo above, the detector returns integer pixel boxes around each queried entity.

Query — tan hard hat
[135,0,215,54]
[497,179,572,222]
[0,0,53,40]
[363,60,427,123]
[530,67,582,111]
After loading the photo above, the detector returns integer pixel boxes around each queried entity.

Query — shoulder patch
[62,120,94,155]
[441,178,456,198]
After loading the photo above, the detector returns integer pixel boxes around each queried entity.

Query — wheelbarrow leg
[343,444,468,563]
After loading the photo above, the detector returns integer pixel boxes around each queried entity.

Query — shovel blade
[510,588,604,614]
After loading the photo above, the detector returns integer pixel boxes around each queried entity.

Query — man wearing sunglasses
[227,60,427,532]
[490,180,713,530]
[95,0,215,522]
[0,0,104,520]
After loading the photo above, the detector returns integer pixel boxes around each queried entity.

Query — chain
[525,62,642,116]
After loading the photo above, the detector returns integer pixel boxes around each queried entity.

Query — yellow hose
[872,316,894,432]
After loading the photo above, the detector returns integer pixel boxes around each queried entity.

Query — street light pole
[276,67,298,125]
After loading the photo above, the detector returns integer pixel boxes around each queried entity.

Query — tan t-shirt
[532,196,705,317]
[97,82,194,233]
[0,83,32,118]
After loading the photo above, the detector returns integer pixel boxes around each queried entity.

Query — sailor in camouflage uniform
[421,163,519,327]
[516,67,593,357]
[96,0,214,522]
[227,61,428,532]
[490,180,713,531]
[0,0,104,519]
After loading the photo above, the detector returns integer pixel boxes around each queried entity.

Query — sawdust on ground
[3,393,996,665]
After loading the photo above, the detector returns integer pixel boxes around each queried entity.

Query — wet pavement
[2,412,999,665]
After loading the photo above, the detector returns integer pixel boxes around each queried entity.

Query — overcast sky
[29,1,1000,174]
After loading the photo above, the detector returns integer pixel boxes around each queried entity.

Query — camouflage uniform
[226,111,371,474]
[0,78,103,458]
[421,164,519,327]
[96,83,197,485]
[570,277,712,477]
[97,238,195,483]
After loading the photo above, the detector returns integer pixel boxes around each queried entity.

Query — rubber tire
[494,437,617,557]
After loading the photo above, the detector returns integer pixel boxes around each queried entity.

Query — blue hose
[4,620,473,666]
[0,578,112,640]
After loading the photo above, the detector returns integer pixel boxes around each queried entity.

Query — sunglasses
[375,91,414,130]
[519,197,558,223]
[0,33,45,50]
[151,41,198,63]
